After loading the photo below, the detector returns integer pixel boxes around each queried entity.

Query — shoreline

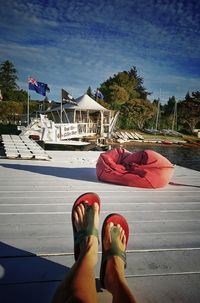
[111,140,200,149]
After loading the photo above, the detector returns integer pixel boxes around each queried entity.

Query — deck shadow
[0,163,98,183]
[169,181,200,188]
[2,163,200,188]
[0,242,102,303]
[0,242,101,303]
[0,242,69,302]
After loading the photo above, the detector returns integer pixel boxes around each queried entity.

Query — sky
[0,0,199,104]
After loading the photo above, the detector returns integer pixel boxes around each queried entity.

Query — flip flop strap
[103,226,127,266]
[74,203,99,245]
[75,227,99,245]
[103,247,126,265]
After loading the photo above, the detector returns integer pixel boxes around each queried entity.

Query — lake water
[122,144,200,172]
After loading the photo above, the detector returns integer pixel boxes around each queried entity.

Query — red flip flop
[100,213,129,288]
[72,192,101,260]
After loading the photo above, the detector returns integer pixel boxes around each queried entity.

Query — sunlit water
[121,144,200,172]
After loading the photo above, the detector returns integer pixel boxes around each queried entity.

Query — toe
[104,222,113,248]
[77,204,84,218]
[79,203,85,218]
[93,202,99,224]
[73,210,80,231]
[93,202,99,213]
[120,229,125,241]
[74,204,85,229]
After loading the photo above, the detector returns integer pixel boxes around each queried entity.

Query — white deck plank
[1,250,200,284]
[0,150,200,302]
[1,220,200,238]
[1,234,200,256]
[1,135,50,160]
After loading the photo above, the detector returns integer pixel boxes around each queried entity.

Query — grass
[141,133,184,142]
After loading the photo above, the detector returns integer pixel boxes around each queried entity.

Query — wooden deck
[0,151,200,303]
[2,135,50,160]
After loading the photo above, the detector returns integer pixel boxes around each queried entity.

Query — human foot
[100,214,129,291]
[72,193,100,262]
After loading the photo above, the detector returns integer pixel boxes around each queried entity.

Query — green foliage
[97,98,111,109]
[191,91,200,102]
[99,66,149,106]
[108,84,129,105]
[0,60,42,123]
[161,96,177,130]
[177,98,200,133]
[185,91,200,103]
[16,89,28,102]
[97,63,199,133]
[119,99,155,130]
[0,60,27,103]
[22,99,48,115]
[163,96,176,115]
[86,86,94,98]
[0,101,23,123]
[9,89,28,102]
[0,60,19,100]
[97,66,153,130]
[178,91,200,133]
[1,59,199,134]
[152,92,200,133]
[185,91,191,102]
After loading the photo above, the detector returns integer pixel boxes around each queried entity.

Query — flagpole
[60,89,62,123]
[27,84,30,126]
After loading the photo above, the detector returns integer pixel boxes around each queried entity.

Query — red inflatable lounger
[96,148,174,188]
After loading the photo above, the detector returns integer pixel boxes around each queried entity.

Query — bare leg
[52,202,99,303]
[103,222,138,303]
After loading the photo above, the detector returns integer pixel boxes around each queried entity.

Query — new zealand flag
[28,76,50,96]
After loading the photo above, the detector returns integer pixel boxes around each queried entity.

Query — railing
[77,123,98,135]
[59,122,100,140]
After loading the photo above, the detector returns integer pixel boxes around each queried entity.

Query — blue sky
[0,0,199,104]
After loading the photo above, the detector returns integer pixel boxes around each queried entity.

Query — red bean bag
[96,148,174,188]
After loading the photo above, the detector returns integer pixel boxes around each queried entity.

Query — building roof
[48,94,109,112]
[72,94,108,111]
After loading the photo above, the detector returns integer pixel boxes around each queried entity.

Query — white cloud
[0,0,199,102]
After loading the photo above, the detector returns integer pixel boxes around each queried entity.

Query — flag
[95,89,104,99]
[28,76,50,96]
[62,89,77,105]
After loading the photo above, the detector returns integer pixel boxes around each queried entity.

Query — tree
[191,91,200,102]
[178,94,200,133]
[119,99,155,129]
[9,89,28,103]
[0,101,23,123]
[185,91,200,103]
[176,91,200,133]
[163,96,176,115]
[185,91,191,102]
[86,86,94,98]
[0,60,18,100]
[128,66,150,99]
[97,66,153,129]
[161,96,177,129]
[99,66,150,107]
[108,84,129,105]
